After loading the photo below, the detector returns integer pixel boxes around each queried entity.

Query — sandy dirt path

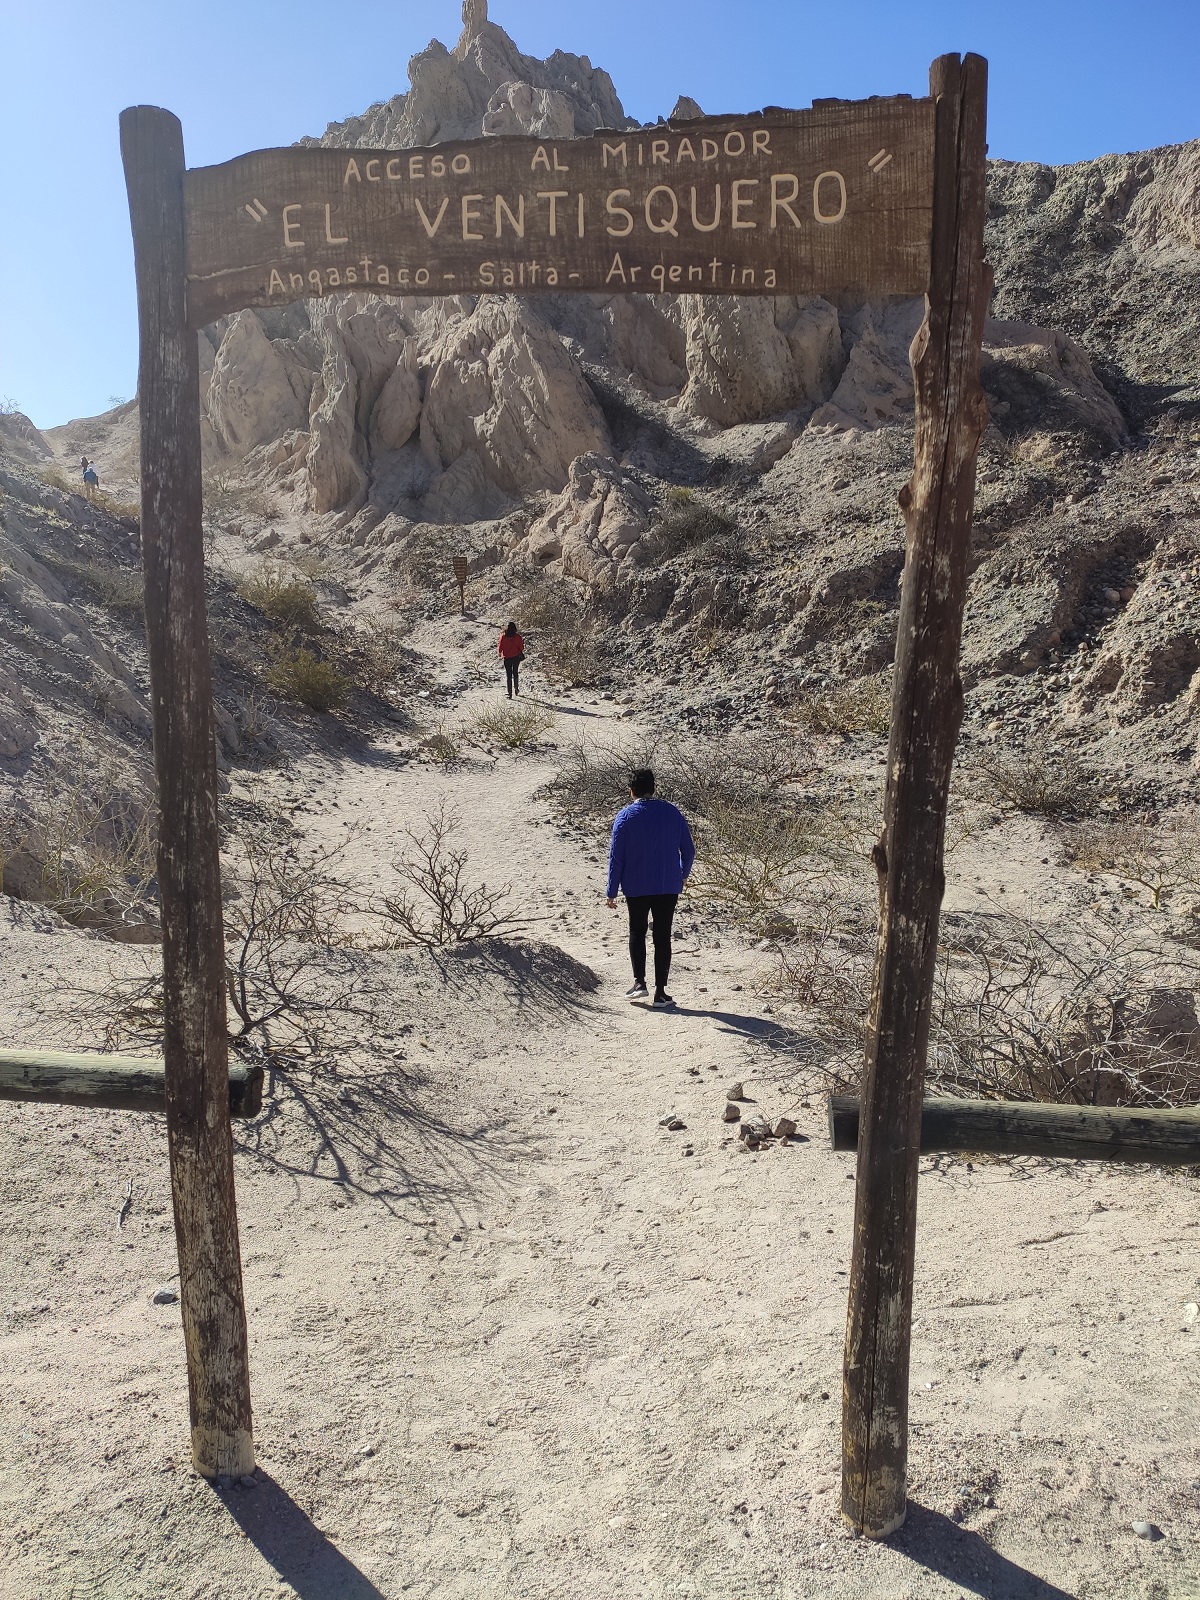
[2,622,1199,1599]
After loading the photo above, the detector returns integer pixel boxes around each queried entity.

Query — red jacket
[498,631,524,659]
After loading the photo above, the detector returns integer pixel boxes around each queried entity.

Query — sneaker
[626,981,648,1001]
[652,990,675,1008]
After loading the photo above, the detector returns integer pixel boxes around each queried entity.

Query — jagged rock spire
[462,0,487,34]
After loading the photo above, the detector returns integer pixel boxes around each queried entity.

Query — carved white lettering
[701,138,718,161]
[645,185,679,236]
[553,147,569,172]
[386,157,402,180]
[770,174,803,229]
[495,195,525,238]
[409,155,424,179]
[365,159,381,182]
[324,205,348,245]
[289,273,304,290]
[451,153,472,175]
[813,169,847,224]
[414,196,451,238]
[676,139,696,163]
[531,145,551,172]
[602,141,627,169]
[268,268,286,294]
[538,190,569,235]
[730,178,758,228]
[605,252,628,283]
[606,190,634,237]
[461,194,484,241]
[282,204,304,249]
[431,155,446,178]
[689,185,721,232]
[723,131,746,157]
[752,130,772,156]
[415,267,430,286]
[651,139,670,164]
[343,159,361,185]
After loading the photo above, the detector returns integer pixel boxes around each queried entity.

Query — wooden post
[120,106,254,1480]
[453,554,468,615]
[841,54,991,1539]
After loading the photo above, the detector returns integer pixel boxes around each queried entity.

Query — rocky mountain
[2,0,1198,828]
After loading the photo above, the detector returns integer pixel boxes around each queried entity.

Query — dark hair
[505,621,518,636]
[629,768,655,798]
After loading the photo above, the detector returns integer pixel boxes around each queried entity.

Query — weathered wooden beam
[0,1050,263,1119]
[121,104,255,1482]
[829,1094,1200,1166]
[841,53,992,1542]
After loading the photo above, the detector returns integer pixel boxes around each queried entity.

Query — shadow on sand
[893,1503,1079,1600]
[220,1473,387,1599]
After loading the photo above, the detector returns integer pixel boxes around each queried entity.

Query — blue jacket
[607,797,696,899]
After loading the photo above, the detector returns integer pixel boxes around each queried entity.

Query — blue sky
[2,0,1197,429]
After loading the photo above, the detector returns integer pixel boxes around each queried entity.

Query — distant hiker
[606,767,695,1007]
[81,456,99,494]
[498,621,524,698]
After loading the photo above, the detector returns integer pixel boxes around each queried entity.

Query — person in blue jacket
[605,767,695,1007]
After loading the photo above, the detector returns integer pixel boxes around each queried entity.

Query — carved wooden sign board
[184,98,935,328]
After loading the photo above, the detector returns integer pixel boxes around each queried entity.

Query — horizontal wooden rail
[828,1093,1200,1165]
[0,1050,263,1119]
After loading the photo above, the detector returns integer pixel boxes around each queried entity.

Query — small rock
[239,1473,257,1487]
[660,1115,687,1131]
[151,1287,179,1306]
[774,1117,797,1140]
[727,1081,744,1101]
[1131,1521,1163,1541]
[722,1103,742,1122]
[1184,1302,1199,1324]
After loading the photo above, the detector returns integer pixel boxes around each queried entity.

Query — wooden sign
[183,98,934,328]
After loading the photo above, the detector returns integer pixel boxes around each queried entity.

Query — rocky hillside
[2,0,1198,829]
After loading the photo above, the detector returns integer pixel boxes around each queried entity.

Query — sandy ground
[3,621,1200,1600]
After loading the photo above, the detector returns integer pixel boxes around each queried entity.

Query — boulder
[483,81,574,139]
[809,298,925,431]
[305,305,368,514]
[512,454,650,582]
[679,295,843,425]
[420,299,610,496]
[980,319,1126,450]
[368,337,423,455]
[205,311,308,454]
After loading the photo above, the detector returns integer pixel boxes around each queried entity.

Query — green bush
[238,564,320,631]
[267,646,348,711]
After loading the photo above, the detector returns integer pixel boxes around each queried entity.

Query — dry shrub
[420,724,461,765]
[513,577,604,687]
[267,645,349,712]
[791,676,892,739]
[648,496,737,561]
[1063,810,1200,911]
[690,797,845,932]
[204,471,281,525]
[92,808,363,1057]
[41,553,144,617]
[337,617,418,694]
[239,563,321,631]
[470,701,555,750]
[976,747,1100,817]
[773,901,1200,1108]
[1,749,157,937]
[40,466,140,521]
[379,803,521,946]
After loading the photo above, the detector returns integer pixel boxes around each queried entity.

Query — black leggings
[504,657,520,695]
[626,893,678,991]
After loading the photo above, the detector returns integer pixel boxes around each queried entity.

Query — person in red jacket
[498,621,525,697]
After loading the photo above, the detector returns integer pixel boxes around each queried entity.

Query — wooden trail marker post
[119,54,986,1513]
[453,554,469,614]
